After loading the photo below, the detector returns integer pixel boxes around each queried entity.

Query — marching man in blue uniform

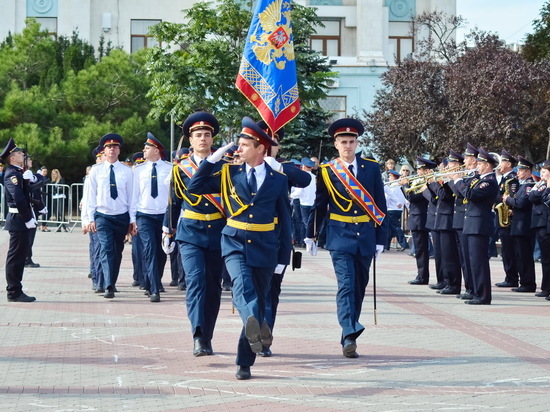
[187,116,292,380]
[305,118,388,358]
[163,111,227,357]
[2,138,37,302]
[451,148,499,305]
[130,133,171,302]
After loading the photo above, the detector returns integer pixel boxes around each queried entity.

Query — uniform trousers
[6,230,30,299]
[25,226,37,263]
[264,270,285,332]
[329,250,372,344]
[95,212,129,290]
[132,233,144,286]
[513,234,536,289]
[455,230,473,293]
[225,252,273,367]
[137,212,166,295]
[411,230,430,282]
[179,242,223,341]
[466,234,492,303]
[431,231,444,284]
[170,246,185,286]
[498,226,518,284]
[439,230,461,290]
[536,229,550,292]
[386,210,408,250]
[89,231,104,290]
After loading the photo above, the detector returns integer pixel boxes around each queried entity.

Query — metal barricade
[69,183,84,231]
[39,183,71,232]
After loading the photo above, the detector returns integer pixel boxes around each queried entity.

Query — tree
[146,0,336,159]
[523,1,550,62]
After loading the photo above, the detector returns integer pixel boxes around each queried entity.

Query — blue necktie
[349,164,355,177]
[151,163,158,198]
[249,168,257,195]
[109,164,118,199]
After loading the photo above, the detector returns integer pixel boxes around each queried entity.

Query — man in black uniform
[2,138,37,302]
[24,152,46,269]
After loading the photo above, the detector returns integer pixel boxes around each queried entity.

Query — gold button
[356,232,360,236]
[205,203,209,206]
[247,239,252,243]
[207,225,211,228]
[250,203,254,206]
[249,214,253,218]
[354,210,358,214]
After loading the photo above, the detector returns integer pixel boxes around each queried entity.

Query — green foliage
[523,1,550,62]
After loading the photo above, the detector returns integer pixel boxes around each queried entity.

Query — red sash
[179,158,225,217]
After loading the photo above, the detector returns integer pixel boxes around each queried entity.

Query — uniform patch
[10,176,18,185]
[479,182,489,188]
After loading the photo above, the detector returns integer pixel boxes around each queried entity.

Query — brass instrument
[495,178,514,227]
[404,167,477,193]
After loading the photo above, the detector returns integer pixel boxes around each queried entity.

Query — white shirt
[245,162,267,191]
[84,160,134,222]
[293,171,316,206]
[341,158,358,176]
[384,184,408,211]
[130,159,172,219]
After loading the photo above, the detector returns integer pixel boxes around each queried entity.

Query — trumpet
[434,167,478,179]
[403,167,478,194]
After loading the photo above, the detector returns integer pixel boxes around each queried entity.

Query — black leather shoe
[95,288,105,293]
[235,365,251,380]
[535,291,550,297]
[408,279,428,285]
[546,295,550,301]
[258,346,272,357]
[495,281,518,288]
[104,288,115,299]
[178,284,187,291]
[8,293,36,302]
[260,322,273,347]
[204,341,213,356]
[457,293,474,300]
[245,316,262,353]
[512,286,536,293]
[342,338,358,358]
[149,294,160,302]
[193,338,208,357]
[159,286,165,293]
[429,282,446,290]
[466,299,490,305]
[222,283,231,291]
[25,262,40,268]
[131,280,140,287]
[169,280,178,287]
[438,287,461,295]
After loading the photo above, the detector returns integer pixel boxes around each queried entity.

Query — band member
[130,133,171,302]
[494,150,520,288]
[451,148,499,305]
[529,161,549,297]
[84,133,134,299]
[503,156,536,293]
[2,138,37,302]
[164,112,226,356]
[187,117,292,380]
[306,118,387,359]
[406,157,436,285]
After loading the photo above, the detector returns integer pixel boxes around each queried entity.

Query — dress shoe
[429,282,446,290]
[235,365,251,380]
[398,246,409,252]
[178,284,187,291]
[495,281,518,288]
[437,287,461,295]
[193,337,208,357]
[144,290,151,296]
[88,273,92,278]
[104,288,115,299]
[260,322,273,347]
[457,293,473,300]
[244,316,262,353]
[408,279,428,285]
[342,338,358,358]
[222,283,231,291]
[25,261,40,268]
[95,288,105,293]
[204,341,213,356]
[258,346,272,357]
[535,291,550,297]
[546,295,550,301]
[512,286,536,293]
[465,299,490,305]
[131,280,140,287]
[8,293,36,302]
[169,280,178,287]
[149,294,160,302]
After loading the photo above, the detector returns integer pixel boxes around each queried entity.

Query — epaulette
[134,162,146,168]
[319,163,330,169]
[121,162,132,168]
[361,157,380,164]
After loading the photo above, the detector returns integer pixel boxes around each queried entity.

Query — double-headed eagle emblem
[250,0,296,70]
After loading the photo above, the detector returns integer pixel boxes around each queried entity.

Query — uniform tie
[151,162,158,198]
[249,168,257,195]
[349,164,355,177]
[109,164,118,199]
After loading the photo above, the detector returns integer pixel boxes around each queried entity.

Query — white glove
[39,207,48,215]
[162,226,171,234]
[23,170,37,182]
[207,141,235,164]
[264,156,283,172]
[25,218,38,229]
[375,244,384,259]
[304,238,317,256]
[161,233,175,254]
[274,264,286,274]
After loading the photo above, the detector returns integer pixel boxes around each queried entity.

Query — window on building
[310,20,341,56]
[389,36,414,62]
[131,20,161,53]
[34,17,57,39]
[320,96,347,122]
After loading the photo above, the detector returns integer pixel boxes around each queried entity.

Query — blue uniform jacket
[307,155,388,256]
[505,178,535,236]
[405,186,429,231]
[430,181,455,231]
[447,179,467,230]
[528,181,548,230]
[164,158,226,250]
[4,165,33,231]
[188,160,292,267]
[422,185,438,231]
[542,187,550,233]
[455,173,499,236]
[281,161,312,189]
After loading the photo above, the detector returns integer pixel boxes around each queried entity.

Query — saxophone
[495,178,513,228]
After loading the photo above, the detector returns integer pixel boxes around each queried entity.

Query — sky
[456,0,546,44]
